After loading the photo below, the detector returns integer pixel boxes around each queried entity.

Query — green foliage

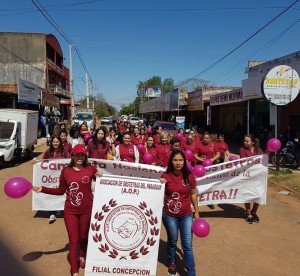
[269,168,293,175]
[78,94,117,118]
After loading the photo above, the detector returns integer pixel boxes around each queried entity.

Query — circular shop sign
[262,65,300,106]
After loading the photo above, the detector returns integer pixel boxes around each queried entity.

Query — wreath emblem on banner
[91,199,160,260]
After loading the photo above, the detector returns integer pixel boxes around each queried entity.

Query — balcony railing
[48,84,71,98]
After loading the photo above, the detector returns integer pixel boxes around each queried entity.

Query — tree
[177,78,211,92]
[78,94,117,118]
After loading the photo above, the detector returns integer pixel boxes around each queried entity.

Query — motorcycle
[271,141,298,169]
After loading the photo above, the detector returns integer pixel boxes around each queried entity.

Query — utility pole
[92,80,95,112]
[86,73,89,109]
[69,44,75,118]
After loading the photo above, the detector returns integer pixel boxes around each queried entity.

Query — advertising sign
[262,65,300,106]
[169,88,179,110]
[176,116,185,129]
[18,79,40,105]
[210,89,243,106]
[42,91,60,108]
[187,90,203,111]
[144,87,162,98]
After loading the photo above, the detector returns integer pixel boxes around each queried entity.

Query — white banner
[85,175,164,276]
[32,155,268,210]
[196,154,268,205]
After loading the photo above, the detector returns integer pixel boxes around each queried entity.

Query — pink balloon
[267,138,281,152]
[176,133,183,140]
[143,153,154,164]
[202,159,213,167]
[4,177,32,199]
[192,218,210,238]
[229,156,238,161]
[136,143,144,151]
[184,150,194,161]
[187,161,194,173]
[193,165,206,177]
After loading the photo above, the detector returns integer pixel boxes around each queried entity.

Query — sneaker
[79,257,86,270]
[168,263,177,276]
[49,214,56,223]
[246,215,254,224]
[251,212,260,223]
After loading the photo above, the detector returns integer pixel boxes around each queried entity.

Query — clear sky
[1,0,300,110]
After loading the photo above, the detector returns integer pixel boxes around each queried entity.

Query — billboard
[144,87,162,98]
[169,88,179,110]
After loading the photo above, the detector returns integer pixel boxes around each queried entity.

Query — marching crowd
[33,119,266,276]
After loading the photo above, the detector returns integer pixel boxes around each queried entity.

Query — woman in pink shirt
[115,132,139,163]
[33,144,102,276]
[43,134,70,159]
[87,127,112,160]
[239,134,264,224]
[215,133,230,163]
[160,150,199,276]
[194,132,220,165]
[60,130,73,156]
[140,135,158,165]
[156,131,171,166]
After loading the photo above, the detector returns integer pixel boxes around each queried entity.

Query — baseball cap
[72,144,87,155]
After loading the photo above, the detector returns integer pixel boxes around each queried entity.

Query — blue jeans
[162,212,196,276]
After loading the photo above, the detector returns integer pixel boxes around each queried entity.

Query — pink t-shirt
[41,164,97,214]
[195,141,219,160]
[87,142,111,159]
[116,144,139,163]
[140,146,158,164]
[161,172,196,217]
[239,147,263,158]
[215,141,228,157]
[131,135,146,145]
[156,143,171,166]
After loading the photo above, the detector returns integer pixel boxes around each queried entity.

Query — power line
[181,0,300,85]
[31,0,92,80]
[0,42,45,74]
[212,16,300,85]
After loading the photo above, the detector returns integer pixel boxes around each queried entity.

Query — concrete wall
[0,32,47,89]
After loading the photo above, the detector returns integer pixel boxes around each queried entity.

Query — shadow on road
[158,238,188,276]
[200,204,245,219]
[0,240,32,276]
[22,243,69,262]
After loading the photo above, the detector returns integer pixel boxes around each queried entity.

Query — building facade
[0,32,71,119]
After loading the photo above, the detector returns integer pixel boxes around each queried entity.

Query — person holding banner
[87,127,113,159]
[239,134,264,224]
[40,134,71,222]
[160,149,199,276]
[33,144,102,276]
[115,132,139,163]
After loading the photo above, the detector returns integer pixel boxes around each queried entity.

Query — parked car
[153,121,177,134]
[129,117,140,126]
[101,117,111,125]
[74,112,95,130]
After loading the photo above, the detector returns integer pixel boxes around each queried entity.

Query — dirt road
[1,140,300,276]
